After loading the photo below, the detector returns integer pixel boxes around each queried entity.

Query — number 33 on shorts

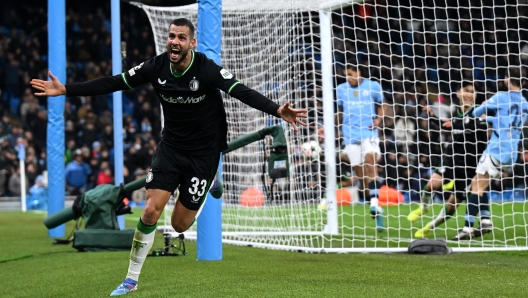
[188,177,207,202]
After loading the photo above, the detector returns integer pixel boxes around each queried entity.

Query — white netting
[136,0,528,252]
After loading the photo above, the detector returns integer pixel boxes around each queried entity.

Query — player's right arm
[207,60,306,131]
[473,94,499,119]
[423,106,442,130]
[31,59,154,97]
[335,84,345,126]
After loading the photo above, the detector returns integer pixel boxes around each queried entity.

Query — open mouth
[170,48,181,60]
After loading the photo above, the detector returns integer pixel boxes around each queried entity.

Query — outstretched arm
[31,71,129,97]
[229,84,307,132]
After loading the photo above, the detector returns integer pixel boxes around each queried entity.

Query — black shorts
[145,142,220,211]
[433,157,476,200]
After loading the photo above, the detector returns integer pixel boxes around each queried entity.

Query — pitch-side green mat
[1,209,528,297]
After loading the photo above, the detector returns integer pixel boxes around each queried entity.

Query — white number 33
[189,177,207,197]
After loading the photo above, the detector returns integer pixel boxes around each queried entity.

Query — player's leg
[111,186,175,296]
[415,193,461,237]
[473,192,492,237]
[345,143,364,193]
[111,143,182,296]
[408,172,444,221]
[353,165,367,200]
[344,143,384,231]
[361,137,384,232]
[454,154,497,240]
[424,167,472,235]
[172,152,221,231]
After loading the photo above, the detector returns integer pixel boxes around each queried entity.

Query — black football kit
[429,105,488,199]
[65,50,282,209]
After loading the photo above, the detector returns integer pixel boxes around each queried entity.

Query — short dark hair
[345,57,360,72]
[506,65,523,87]
[170,18,195,39]
[460,80,475,89]
[345,57,369,77]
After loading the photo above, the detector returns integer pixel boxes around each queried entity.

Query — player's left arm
[211,64,307,131]
[371,82,385,129]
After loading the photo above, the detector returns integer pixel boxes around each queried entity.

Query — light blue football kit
[336,79,383,145]
[473,91,528,166]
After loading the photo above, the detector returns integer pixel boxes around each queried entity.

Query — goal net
[135,0,528,252]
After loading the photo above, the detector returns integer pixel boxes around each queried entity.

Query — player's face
[458,85,476,108]
[166,25,196,64]
[345,68,360,87]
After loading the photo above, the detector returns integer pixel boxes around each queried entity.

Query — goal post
[133,0,528,253]
[194,0,223,261]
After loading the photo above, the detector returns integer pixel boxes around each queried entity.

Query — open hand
[30,71,66,97]
[277,102,307,132]
[442,120,452,128]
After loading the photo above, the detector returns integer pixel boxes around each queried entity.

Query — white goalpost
[134,0,528,252]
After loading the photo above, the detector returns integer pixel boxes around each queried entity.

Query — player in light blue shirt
[336,60,386,232]
[454,66,528,240]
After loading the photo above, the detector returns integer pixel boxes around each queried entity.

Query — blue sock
[465,193,480,228]
[480,192,490,220]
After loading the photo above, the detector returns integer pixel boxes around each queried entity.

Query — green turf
[220,202,528,249]
[1,211,528,297]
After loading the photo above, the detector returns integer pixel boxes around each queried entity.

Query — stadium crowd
[324,0,528,201]
[0,0,179,203]
[1,0,528,204]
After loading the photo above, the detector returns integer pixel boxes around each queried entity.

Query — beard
[167,45,190,65]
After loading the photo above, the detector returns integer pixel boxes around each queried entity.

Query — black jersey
[429,105,488,168]
[65,51,281,154]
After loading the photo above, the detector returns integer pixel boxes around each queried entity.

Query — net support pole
[47,0,66,238]
[196,0,223,261]
[112,0,125,229]
[319,8,338,235]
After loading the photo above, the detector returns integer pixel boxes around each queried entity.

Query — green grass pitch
[221,202,528,249]
[1,206,528,297]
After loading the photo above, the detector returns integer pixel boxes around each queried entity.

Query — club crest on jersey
[363,90,369,96]
[146,171,153,183]
[189,77,199,91]
[220,69,233,79]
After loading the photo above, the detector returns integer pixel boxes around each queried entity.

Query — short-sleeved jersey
[336,79,383,144]
[121,51,240,154]
[473,91,528,165]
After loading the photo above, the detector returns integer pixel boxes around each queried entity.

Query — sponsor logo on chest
[160,93,206,104]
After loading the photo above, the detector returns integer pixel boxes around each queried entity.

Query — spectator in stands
[29,175,46,196]
[95,161,113,186]
[65,149,92,195]
[31,109,47,148]
[6,125,23,148]
[25,163,38,187]
[92,141,102,159]
[8,166,29,197]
